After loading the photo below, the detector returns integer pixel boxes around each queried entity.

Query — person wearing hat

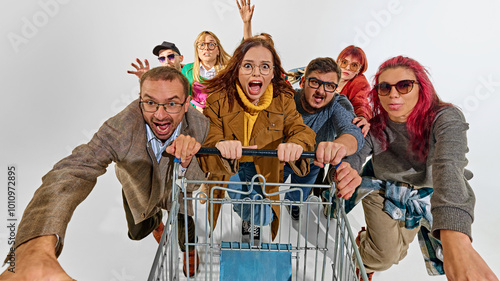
[127,41,184,79]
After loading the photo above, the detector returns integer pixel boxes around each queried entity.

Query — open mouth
[154,121,172,135]
[312,94,325,104]
[248,81,263,95]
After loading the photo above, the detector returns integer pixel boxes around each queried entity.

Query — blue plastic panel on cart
[220,242,292,281]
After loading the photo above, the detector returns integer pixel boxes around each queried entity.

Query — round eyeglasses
[197,42,217,50]
[239,63,273,76]
[339,58,361,72]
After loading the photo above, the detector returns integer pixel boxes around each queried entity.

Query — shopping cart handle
[197,146,316,159]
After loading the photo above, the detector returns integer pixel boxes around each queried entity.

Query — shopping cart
[148,148,369,281]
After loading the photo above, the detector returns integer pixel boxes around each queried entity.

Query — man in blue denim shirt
[284,57,365,219]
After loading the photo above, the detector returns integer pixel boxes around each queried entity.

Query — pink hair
[369,56,451,162]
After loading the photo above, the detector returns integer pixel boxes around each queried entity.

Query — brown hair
[140,66,189,98]
[204,38,294,111]
[305,57,341,82]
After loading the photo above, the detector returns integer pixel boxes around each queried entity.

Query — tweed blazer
[15,99,209,256]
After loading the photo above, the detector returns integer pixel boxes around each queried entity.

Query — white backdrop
[1,0,499,280]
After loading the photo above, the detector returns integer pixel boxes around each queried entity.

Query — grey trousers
[359,189,420,273]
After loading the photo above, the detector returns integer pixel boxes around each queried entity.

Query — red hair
[369,56,451,162]
[336,45,368,74]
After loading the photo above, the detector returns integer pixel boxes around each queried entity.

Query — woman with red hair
[336,56,497,280]
[336,45,372,131]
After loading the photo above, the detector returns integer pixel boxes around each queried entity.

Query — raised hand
[237,0,255,40]
[237,0,255,23]
[127,58,150,79]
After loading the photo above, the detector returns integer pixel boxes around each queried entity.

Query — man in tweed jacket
[1,67,209,280]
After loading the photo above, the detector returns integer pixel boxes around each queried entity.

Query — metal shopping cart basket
[148,148,369,281]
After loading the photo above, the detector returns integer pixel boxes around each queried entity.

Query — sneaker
[152,222,165,244]
[183,249,199,277]
[241,220,260,244]
[285,205,301,221]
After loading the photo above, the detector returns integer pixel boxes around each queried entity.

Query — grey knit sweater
[343,106,475,240]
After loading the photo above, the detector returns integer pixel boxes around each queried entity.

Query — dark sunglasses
[374,80,419,96]
[158,54,177,63]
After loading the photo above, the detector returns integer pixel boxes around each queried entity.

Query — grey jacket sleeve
[429,106,475,240]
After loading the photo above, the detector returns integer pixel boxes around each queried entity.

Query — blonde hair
[192,31,231,83]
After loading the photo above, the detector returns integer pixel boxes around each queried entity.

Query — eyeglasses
[374,80,419,96]
[339,58,361,72]
[140,98,187,113]
[197,42,217,50]
[158,54,178,63]
[306,77,338,93]
[239,63,273,75]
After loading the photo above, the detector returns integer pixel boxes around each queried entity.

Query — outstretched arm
[237,0,255,40]
[441,230,498,281]
[0,236,74,280]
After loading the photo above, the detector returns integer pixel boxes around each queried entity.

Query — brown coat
[15,100,209,256]
[198,90,316,239]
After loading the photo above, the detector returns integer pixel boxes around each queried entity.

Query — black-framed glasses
[158,54,177,63]
[239,63,274,75]
[140,98,187,113]
[374,80,419,96]
[339,58,361,72]
[306,77,338,93]
[197,42,217,50]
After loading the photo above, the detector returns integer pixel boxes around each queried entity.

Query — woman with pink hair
[337,56,497,280]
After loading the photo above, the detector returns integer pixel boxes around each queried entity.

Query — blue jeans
[283,163,321,202]
[227,162,273,226]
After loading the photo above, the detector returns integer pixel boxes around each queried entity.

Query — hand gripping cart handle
[148,147,369,281]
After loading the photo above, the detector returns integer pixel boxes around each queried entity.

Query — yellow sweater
[236,83,273,162]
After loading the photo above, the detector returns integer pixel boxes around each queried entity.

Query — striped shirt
[145,122,182,163]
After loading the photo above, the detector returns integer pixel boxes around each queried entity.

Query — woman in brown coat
[198,38,316,241]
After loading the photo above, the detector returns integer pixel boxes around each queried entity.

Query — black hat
[152,41,181,56]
